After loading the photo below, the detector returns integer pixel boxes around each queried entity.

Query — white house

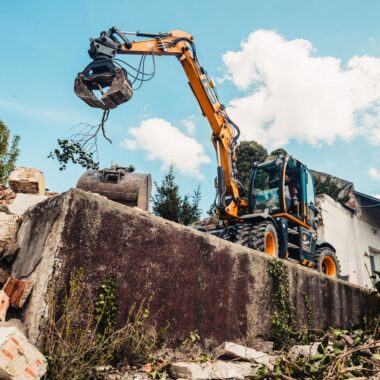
[317,191,380,289]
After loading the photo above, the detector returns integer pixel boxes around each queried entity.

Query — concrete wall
[11,189,379,347]
[318,194,380,288]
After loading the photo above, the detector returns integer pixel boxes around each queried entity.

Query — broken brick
[3,278,33,309]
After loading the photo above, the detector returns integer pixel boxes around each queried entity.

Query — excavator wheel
[236,221,279,257]
[314,247,341,277]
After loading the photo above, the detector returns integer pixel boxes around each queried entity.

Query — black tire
[315,247,341,277]
[236,221,279,257]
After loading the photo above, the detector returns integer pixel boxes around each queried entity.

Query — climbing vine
[303,293,313,332]
[268,260,305,349]
[95,276,118,339]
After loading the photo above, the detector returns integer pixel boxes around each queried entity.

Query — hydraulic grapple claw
[74,59,133,110]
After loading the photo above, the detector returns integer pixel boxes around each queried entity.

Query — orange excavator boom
[75,27,246,218]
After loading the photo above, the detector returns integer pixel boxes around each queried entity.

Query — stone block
[7,194,47,215]
[0,213,21,255]
[0,188,15,205]
[8,168,45,196]
[218,342,275,370]
[0,327,46,379]
[170,361,253,380]
[287,343,320,361]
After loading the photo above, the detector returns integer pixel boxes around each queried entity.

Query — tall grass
[43,270,156,380]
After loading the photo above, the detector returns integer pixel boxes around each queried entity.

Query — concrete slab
[7,194,47,215]
[10,189,380,347]
[218,342,275,369]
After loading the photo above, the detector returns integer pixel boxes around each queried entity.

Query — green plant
[0,120,20,185]
[313,175,350,205]
[152,164,202,224]
[43,270,157,379]
[114,302,157,365]
[259,325,380,379]
[182,330,201,346]
[268,260,305,349]
[48,139,99,171]
[95,276,118,339]
[303,293,313,331]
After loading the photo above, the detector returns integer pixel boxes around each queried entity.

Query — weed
[43,270,157,379]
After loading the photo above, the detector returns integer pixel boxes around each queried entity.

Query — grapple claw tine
[74,59,133,110]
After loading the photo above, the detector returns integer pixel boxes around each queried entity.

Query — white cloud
[121,118,211,179]
[222,30,380,148]
[181,116,196,134]
[369,167,380,181]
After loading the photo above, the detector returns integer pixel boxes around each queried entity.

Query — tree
[236,140,268,193]
[152,166,202,225]
[313,175,350,205]
[0,121,20,185]
[270,148,288,158]
[152,164,182,222]
[179,185,202,226]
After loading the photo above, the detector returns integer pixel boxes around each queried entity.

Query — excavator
[74,27,341,277]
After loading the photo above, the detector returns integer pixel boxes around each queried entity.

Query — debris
[0,326,47,379]
[0,213,21,257]
[218,341,276,370]
[0,267,11,285]
[7,193,47,215]
[170,360,253,380]
[0,187,15,206]
[3,278,33,309]
[249,340,274,353]
[8,168,45,196]
[287,343,320,361]
[0,319,27,336]
[0,291,9,322]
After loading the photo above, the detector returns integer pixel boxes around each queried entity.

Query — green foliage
[236,140,268,193]
[43,270,157,379]
[48,139,99,171]
[152,164,182,222]
[152,165,202,225]
[95,276,118,339]
[313,175,350,205]
[258,324,380,379]
[268,260,306,350]
[179,186,202,225]
[303,293,313,331]
[207,203,216,217]
[0,120,20,185]
[270,148,288,158]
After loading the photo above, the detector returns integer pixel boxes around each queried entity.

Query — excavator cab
[244,155,341,277]
[249,156,317,227]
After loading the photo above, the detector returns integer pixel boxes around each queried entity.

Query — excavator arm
[75,27,246,218]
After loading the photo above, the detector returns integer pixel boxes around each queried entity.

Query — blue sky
[1,1,380,214]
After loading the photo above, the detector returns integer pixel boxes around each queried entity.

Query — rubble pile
[94,335,380,379]
[0,168,52,379]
